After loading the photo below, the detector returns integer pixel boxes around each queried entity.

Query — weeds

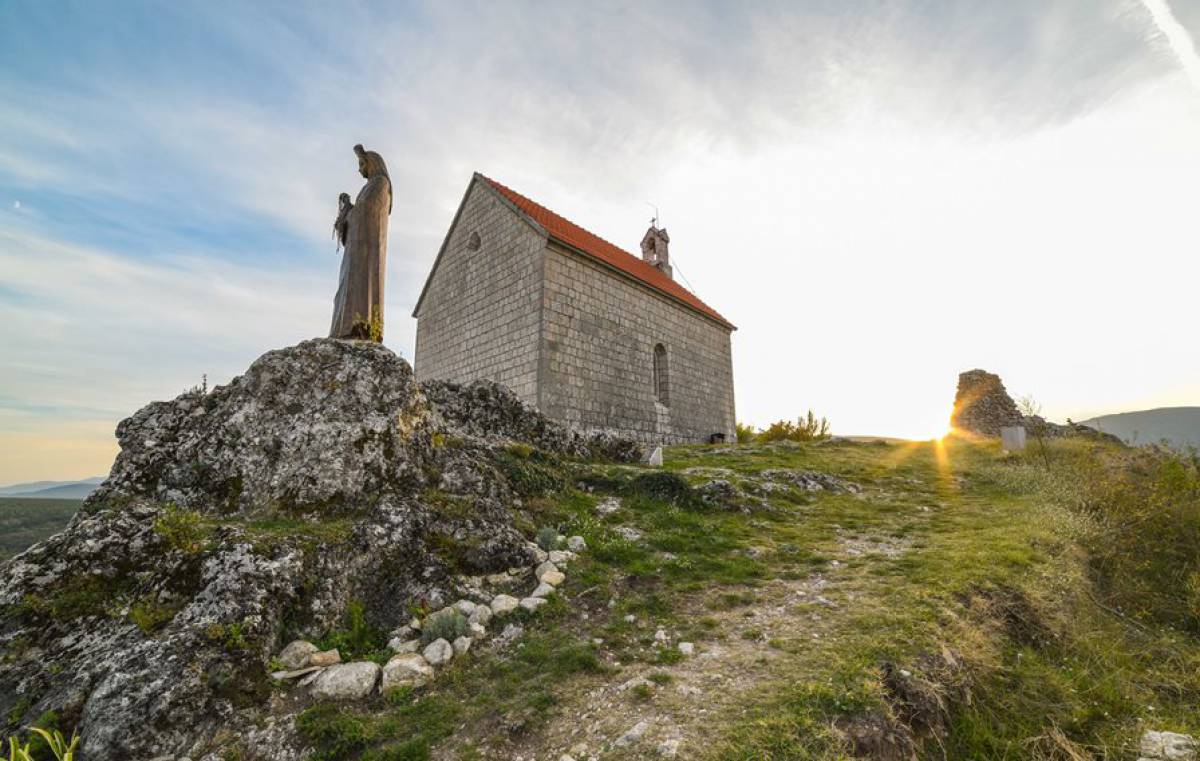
[421,608,468,645]
[535,526,559,552]
[319,600,388,661]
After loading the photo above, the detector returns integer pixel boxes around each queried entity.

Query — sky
[1,0,1199,485]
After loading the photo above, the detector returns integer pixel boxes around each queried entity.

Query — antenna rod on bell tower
[644,201,660,229]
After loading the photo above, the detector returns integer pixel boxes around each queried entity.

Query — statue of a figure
[330,144,392,341]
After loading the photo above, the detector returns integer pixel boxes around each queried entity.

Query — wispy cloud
[1140,0,1200,90]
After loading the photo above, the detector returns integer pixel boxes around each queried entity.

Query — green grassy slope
[0,498,81,560]
[278,439,1200,759]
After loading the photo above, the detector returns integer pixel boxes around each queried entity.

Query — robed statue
[330,144,392,341]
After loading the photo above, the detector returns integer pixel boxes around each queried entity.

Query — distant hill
[1080,407,1200,449]
[0,477,103,500]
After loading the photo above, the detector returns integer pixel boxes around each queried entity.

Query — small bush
[756,411,831,443]
[1075,446,1200,632]
[321,600,388,660]
[736,422,757,443]
[628,472,697,507]
[153,505,210,554]
[536,526,560,552]
[420,608,468,645]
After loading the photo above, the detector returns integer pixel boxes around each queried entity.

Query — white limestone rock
[453,599,477,616]
[468,604,493,627]
[423,638,454,666]
[490,594,520,616]
[520,597,548,612]
[278,640,318,670]
[381,653,434,690]
[567,535,587,552]
[615,720,650,748]
[595,496,621,516]
[1140,731,1198,761]
[270,666,323,681]
[548,550,576,565]
[531,581,555,598]
[526,541,549,563]
[468,622,487,638]
[387,637,420,654]
[678,642,694,656]
[307,649,341,668]
[308,662,380,701]
[453,636,473,655]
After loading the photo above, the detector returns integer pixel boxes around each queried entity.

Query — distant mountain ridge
[1080,407,1200,449]
[0,477,103,500]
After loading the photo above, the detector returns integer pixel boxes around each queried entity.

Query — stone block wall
[538,242,736,444]
[950,369,1023,436]
[413,183,545,404]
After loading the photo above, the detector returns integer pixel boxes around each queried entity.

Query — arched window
[653,343,669,406]
[466,230,482,251]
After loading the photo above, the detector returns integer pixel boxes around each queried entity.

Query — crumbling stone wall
[950,369,1023,437]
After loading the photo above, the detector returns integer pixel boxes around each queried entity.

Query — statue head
[353,144,389,181]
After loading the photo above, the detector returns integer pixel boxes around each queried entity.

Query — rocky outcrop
[0,338,637,761]
[421,379,642,463]
[950,369,1023,437]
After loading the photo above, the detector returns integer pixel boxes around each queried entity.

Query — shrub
[628,472,697,507]
[321,600,387,660]
[153,505,210,554]
[757,411,831,443]
[736,423,756,444]
[420,608,468,645]
[1074,446,1200,632]
[535,526,560,552]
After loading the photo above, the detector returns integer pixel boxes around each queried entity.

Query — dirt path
[451,527,917,761]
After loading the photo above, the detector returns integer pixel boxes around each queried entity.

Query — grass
[293,437,1200,760]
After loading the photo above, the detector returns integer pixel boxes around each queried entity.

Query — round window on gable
[466,231,482,251]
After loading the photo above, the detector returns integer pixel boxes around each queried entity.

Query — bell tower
[640,225,672,279]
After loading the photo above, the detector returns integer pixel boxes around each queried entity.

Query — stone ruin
[950,369,1023,437]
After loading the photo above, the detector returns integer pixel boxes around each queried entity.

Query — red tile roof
[479,175,734,330]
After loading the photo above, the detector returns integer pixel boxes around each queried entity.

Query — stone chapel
[412,173,736,444]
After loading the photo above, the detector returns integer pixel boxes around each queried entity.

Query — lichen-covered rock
[0,338,638,761]
[490,594,520,616]
[420,378,642,462]
[308,662,380,701]
[381,653,434,690]
[519,597,547,612]
[90,339,432,514]
[423,638,453,666]
[1139,730,1198,761]
[757,469,862,494]
[278,640,318,670]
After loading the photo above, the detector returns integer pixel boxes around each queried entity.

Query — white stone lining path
[270,536,587,701]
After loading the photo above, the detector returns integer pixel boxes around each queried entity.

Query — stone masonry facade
[413,175,736,444]
[539,242,735,442]
[412,181,545,403]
